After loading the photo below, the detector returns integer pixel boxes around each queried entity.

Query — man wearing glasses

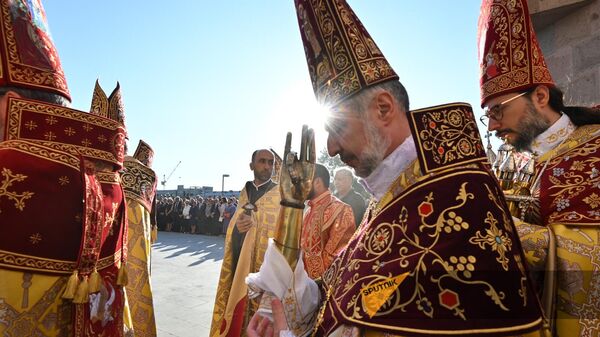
[478,0,600,335]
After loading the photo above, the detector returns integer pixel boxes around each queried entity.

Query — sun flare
[268,81,332,151]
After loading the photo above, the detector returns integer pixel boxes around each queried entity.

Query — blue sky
[44,1,491,191]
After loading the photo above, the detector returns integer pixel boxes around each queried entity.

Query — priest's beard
[307,187,315,200]
[511,101,552,152]
[354,120,390,178]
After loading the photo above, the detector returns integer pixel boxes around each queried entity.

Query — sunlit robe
[210,183,280,337]
[301,191,355,279]
[121,155,158,337]
[514,115,600,337]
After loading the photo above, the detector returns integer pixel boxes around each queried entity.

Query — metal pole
[221,174,229,196]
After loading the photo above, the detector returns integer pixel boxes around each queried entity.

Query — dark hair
[384,80,410,112]
[0,86,69,107]
[251,149,273,163]
[314,163,330,189]
[531,86,600,126]
[341,80,410,117]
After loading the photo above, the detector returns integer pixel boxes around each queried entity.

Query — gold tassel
[62,270,79,299]
[73,276,89,304]
[88,268,101,293]
[117,264,128,286]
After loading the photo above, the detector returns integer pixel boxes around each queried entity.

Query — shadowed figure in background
[333,167,366,227]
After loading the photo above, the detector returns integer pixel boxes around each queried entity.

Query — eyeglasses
[480,91,528,126]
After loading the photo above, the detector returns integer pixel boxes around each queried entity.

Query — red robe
[301,191,355,279]
[0,97,128,337]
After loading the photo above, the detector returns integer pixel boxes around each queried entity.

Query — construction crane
[161,161,181,189]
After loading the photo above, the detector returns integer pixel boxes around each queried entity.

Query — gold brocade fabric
[516,124,600,337]
[124,200,157,337]
[553,225,600,337]
[301,191,355,279]
[209,186,281,337]
[355,327,545,337]
[516,221,600,337]
[0,271,72,336]
[363,328,544,337]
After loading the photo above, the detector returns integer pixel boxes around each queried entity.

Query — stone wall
[529,0,600,106]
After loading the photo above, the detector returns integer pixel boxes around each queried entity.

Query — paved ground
[151,232,224,337]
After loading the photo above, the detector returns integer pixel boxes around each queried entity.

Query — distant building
[529,0,600,106]
[157,185,239,198]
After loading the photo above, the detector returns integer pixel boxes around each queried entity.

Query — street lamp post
[222,174,230,195]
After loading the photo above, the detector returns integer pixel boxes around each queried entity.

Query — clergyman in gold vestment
[210,149,281,337]
[121,140,159,336]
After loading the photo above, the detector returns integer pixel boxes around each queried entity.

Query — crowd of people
[156,195,239,235]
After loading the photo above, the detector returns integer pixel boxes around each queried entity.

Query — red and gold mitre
[478,0,554,106]
[294,0,398,107]
[133,139,154,168]
[122,155,157,212]
[90,79,126,126]
[0,0,70,100]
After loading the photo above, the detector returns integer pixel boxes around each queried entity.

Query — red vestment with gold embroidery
[301,191,355,279]
[0,96,129,336]
[312,103,544,336]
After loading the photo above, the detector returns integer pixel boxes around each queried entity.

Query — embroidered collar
[252,178,273,189]
[360,136,417,201]
[530,113,575,156]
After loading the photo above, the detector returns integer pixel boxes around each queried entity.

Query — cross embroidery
[24,120,37,130]
[43,131,57,141]
[81,138,92,147]
[29,233,42,244]
[104,202,119,236]
[58,176,70,186]
[64,127,76,136]
[82,123,93,132]
[0,168,34,211]
[45,116,58,125]
[97,134,107,143]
